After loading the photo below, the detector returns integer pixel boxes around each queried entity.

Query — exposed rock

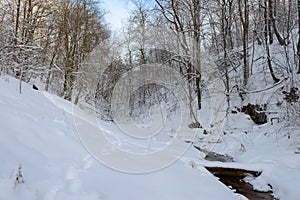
[241,103,267,125]
[204,152,234,162]
[33,84,38,90]
[188,121,202,128]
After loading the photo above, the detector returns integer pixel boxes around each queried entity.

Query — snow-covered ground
[1,74,300,200]
[0,76,238,200]
[195,112,300,200]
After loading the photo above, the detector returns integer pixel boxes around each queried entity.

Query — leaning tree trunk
[264,0,280,83]
[269,0,285,45]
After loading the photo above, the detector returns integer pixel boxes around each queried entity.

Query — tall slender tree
[238,0,250,86]
[297,0,300,74]
[155,0,204,127]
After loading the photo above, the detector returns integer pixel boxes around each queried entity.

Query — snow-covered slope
[209,112,300,200]
[0,76,237,200]
[1,70,299,200]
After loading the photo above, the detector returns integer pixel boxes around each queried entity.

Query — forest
[1,0,299,127]
[0,0,299,121]
[1,0,300,199]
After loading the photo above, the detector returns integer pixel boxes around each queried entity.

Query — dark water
[205,167,278,200]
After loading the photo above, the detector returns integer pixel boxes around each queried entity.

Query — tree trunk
[268,0,273,44]
[63,64,72,101]
[269,0,286,45]
[14,0,21,45]
[221,0,231,113]
[264,0,280,83]
[193,0,201,110]
[238,0,249,86]
[298,0,300,74]
[228,0,234,49]
[255,0,263,45]
[74,84,83,105]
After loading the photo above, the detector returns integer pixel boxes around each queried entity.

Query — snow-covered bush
[14,163,24,187]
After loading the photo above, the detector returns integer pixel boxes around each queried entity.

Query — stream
[205,167,278,200]
[194,147,278,199]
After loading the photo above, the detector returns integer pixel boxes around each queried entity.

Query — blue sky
[102,0,134,31]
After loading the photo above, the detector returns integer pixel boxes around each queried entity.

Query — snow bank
[0,76,236,200]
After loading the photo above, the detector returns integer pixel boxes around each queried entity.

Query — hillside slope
[0,76,237,200]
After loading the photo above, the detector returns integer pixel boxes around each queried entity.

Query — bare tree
[219,0,232,114]
[55,0,107,101]
[0,0,108,101]
[155,0,205,127]
[126,0,151,65]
